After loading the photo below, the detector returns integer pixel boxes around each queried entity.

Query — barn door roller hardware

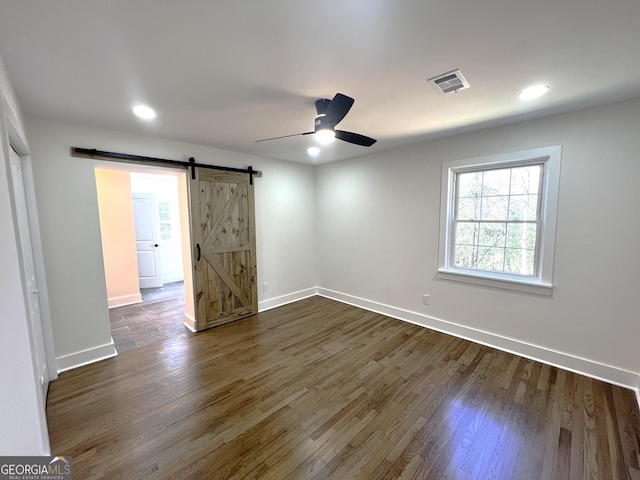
[71,147,262,184]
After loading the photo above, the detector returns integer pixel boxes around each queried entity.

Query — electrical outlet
[263,283,268,293]
[422,294,430,305]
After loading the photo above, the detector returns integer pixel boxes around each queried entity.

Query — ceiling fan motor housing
[315,98,331,115]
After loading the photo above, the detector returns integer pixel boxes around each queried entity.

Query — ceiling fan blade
[324,93,354,126]
[335,130,377,147]
[255,132,313,143]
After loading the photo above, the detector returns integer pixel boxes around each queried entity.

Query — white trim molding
[183,313,196,332]
[316,287,640,395]
[107,293,142,309]
[258,287,318,312]
[633,375,640,413]
[52,286,640,414]
[56,340,118,373]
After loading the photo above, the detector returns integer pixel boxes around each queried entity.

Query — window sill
[437,269,553,296]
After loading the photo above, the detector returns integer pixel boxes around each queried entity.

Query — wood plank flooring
[47,296,640,479]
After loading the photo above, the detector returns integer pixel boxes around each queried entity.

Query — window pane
[504,248,535,276]
[477,247,505,272]
[158,202,171,221]
[508,194,538,221]
[455,222,478,245]
[510,165,541,195]
[457,197,480,220]
[482,169,511,196]
[479,223,506,247]
[160,223,172,242]
[480,195,509,220]
[454,245,477,268]
[458,171,482,198]
[506,223,537,250]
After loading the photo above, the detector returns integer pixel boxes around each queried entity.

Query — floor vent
[428,69,470,94]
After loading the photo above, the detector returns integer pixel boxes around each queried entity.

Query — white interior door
[133,193,163,288]
[130,173,184,284]
[9,147,49,401]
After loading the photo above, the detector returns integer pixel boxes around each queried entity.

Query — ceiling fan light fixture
[315,128,335,144]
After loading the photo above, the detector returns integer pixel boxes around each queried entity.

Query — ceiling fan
[256,93,377,147]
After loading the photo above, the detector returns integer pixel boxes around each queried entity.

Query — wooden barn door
[190,168,257,330]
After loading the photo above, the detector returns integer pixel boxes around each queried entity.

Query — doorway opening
[108,280,186,353]
[95,165,195,354]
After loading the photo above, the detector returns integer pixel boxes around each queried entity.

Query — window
[438,146,561,295]
[158,200,172,241]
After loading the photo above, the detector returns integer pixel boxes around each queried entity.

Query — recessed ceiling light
[307,147,320,157]
[519,85,549,100]
[132,105,156,120]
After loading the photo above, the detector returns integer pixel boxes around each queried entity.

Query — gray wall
[317,98,640,387]
[26,115,319,369]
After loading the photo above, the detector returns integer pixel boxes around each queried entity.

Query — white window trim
[438,146,562,295]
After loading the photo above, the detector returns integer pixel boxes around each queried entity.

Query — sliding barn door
[190,168,258,330]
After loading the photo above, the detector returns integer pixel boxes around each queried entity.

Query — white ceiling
[1,1,639,165]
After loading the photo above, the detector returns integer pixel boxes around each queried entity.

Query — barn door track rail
[71,147,262,184]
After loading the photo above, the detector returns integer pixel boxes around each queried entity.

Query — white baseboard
[632,376,640,412]
[258,287,318,312]
[56,339,118,373]
[107,293,142,308]
[183,312,196,332]
[55,286,640,413]
[317,287,640,395]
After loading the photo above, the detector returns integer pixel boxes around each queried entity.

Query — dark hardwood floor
[48,296,640,479]
[109,281,188,354]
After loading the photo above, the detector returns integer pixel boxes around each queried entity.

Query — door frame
[94,164,196,333]
[0,100,57,380]
[0,93,55,453]
[82,149,261,333]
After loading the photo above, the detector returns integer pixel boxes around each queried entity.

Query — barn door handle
[196,244,201,261]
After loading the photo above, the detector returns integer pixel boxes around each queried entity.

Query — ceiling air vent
[428,69,470,94]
